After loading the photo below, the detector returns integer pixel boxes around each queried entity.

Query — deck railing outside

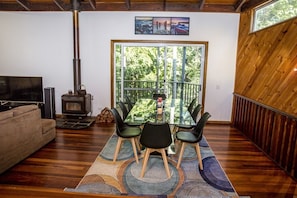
[116,80,200,106]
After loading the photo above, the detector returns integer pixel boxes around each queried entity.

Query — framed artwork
[135,16,190,35]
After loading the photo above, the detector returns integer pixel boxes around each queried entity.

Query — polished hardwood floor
[0,122,296,197]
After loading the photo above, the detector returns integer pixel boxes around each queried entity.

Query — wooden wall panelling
[263,25,297,110]
[241,23,288,99]
[235,10,297,116]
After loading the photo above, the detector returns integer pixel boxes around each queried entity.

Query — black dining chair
[140,122,172,178]
[175,112,211,169]
[152,93,167,100]
[125,95,134,112]
[190,104,202,122]
[110,108,141,163]
[187,98,197,114]
[174,104,202,132]
[118,101,129,120]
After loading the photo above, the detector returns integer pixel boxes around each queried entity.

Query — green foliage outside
[115,45,202,84]
[115,44,204,104]
[253,0,297,31]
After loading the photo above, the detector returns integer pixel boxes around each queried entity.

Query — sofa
[0,104,56,174]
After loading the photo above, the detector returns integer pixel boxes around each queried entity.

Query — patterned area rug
[65,134,239,198]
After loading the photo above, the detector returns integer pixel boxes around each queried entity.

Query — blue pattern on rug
[199,136,209,147]
[175,181,232,198]
[200,156,235,192]
[65,183,121,195]
[123,156,179,195]
[100,134,134,161]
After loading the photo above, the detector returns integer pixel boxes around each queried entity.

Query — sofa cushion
[0,111,13,121]
[13,105,39,116]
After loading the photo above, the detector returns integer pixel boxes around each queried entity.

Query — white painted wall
[0,11,239,121]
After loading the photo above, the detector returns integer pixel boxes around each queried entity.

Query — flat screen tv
[0,76,43,103]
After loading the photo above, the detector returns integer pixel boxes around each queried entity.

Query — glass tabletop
[124,98,195,125]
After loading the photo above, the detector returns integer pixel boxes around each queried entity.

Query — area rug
[65,134,239,198]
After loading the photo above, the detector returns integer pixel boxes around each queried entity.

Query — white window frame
[252,0,297,32]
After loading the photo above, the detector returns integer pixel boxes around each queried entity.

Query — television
[0,76,43,103]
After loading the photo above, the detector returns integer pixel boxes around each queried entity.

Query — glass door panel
[114,42,205,107]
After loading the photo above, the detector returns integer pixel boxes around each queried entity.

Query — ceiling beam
[53,0,68,11]
[199,0,205,10]
[125,0,131,10]
[0,1,245,12]
[235,0,247,12]
[88,0,96,10]
[241,0,270,11]
[16,0,30,11]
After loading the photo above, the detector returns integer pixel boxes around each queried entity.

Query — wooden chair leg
[130,138,139,164]
[113,137,123,163]
[177,142,186,168]
[174,140,181,155]
[173,125,178,133]
[160,149,171,178]
[195,143,203,170]
[140,148,151,178]
[134,137,141,152]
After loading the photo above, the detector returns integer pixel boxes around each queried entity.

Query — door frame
[110,40,209,113]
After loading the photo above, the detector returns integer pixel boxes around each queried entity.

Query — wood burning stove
[62,93,91,116]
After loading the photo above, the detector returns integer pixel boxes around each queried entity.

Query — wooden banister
[232,93,297,180]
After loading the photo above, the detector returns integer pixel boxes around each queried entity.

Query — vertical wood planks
[232,94,297,180]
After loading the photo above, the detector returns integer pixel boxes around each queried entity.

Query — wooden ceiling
[0,0,268,12]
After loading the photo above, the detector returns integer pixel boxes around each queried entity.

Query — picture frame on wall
[135,16,190,35]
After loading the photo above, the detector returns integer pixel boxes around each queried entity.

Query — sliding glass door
[112,41,207,108]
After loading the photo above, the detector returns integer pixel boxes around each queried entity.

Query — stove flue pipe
[72,0,81,94]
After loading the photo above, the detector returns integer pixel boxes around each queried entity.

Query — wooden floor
[0,123,297,198]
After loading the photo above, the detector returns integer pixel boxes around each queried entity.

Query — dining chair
[118,101,129,120]
[175,112,211,169]
[139,122,172,178]
[110,108,141,163]
[125,95,134,112]
[187,98,197,114]
[152,93,167,100]
[190,104,202,122]
[174,104,202,132]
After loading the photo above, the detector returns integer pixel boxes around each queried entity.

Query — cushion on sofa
[0,111,13,121]
[13,105,39,116]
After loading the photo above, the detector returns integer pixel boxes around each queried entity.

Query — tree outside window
[253,0,297,32]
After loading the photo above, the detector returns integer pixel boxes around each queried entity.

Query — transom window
[252,0,297,32]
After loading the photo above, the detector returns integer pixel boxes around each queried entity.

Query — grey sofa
[0,104,56,174]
